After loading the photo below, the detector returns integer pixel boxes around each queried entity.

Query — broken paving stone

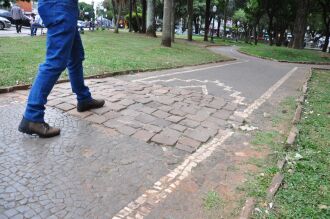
[132,130,155,142]
[151,128,181,146]
[184,128,211,143]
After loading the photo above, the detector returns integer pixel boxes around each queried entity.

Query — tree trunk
[292,0,309,49]
[323,34,329,52]
[171,0,175,42]
[146,0,156,37]
[268,14,274,46]
[223,0,228,38]
[320,1,330,52]
[114,4,122,33]
[217,16,221,37]
[187,0,193,41]
[134,0,141,32]
[162,0,172,47]
[129,0,133,32]
[254,24,258,45]
[142,0,147,33]
[194,17,199,34]
[204,0,211,41]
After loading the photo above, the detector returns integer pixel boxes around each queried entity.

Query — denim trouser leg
[24,1,91,122]
[67,29,92,102]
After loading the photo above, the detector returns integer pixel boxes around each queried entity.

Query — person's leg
[18,19,22,33]
[23,2,78,123]
[67,29,105,112]
[15,20,19,33]
[67,29,91,102]
[30,24,35,36]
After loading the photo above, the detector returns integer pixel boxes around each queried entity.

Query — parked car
[0,16,11,30]
[0,9,31,27]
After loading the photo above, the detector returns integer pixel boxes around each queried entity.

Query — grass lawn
[271,69,330,218]
[239,44,330,64]
[178,34,330,63]
[0,31,229,88]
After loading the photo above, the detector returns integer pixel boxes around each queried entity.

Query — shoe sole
[18,126,60,138]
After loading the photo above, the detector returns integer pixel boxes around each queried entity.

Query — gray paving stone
[85,114,108,124]
[184,128,211,143]
[139,106,157,114]
[152,110,170,119]
[108,103,127,112]
[158,105,173,112]
[135,113,157,123]
[103,111,121,120]
[169,109,187,117]
[212,109,233,120]
[143,124,162,133]
[149,118,172,128]
[55,103,75,112]
[132,130,155,142]
[151,128,181,146]
[11,214,23,219]
[116,125,137,136]
[90,106,111,115]
[166,115,184,123]
[179,119,200,128]
[24,209,36,218]
[208,98,227,109]
[4,209,18,217]
[169,124,187,132]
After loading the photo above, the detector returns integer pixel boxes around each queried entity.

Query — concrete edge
[237,49,330,65]
[0,58,236,95]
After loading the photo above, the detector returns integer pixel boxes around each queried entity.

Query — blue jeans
[31,23,43,36]
[24,0,92,122]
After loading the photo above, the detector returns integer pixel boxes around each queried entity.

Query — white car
[0,16,11,30]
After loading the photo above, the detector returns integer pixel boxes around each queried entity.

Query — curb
[0,58,236,95]
[237,50,330,65]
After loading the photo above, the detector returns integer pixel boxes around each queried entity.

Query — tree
[204,0,211,41]
[161,0,172,47]
[187,0,193,41]
[292,0,310,49]
[146,0,156,36]
[223,0,229,38]
[79,2,95,21]
[317,0,330,52]
[233,9,248,42]
[245,0,263,45]
[141,0,147,32]
[113,0,128,33]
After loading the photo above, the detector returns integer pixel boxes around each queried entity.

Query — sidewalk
[0,77,240,218]
[0,27,46,37]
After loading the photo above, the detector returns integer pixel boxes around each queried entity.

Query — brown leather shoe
[77,98,105,112]
[18,118,61,138]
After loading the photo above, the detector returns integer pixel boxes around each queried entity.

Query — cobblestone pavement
[0,75,240,218]
[47,77,240,153]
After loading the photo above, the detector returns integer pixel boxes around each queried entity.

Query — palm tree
[146,0,156,37]
[161,0,172,47]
